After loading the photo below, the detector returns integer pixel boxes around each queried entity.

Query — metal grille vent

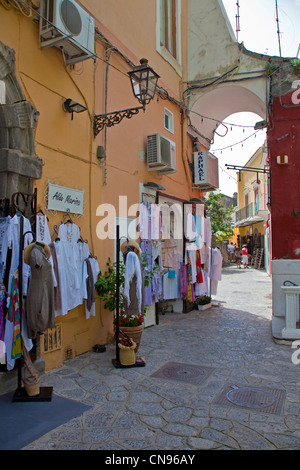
[64,345,74,360]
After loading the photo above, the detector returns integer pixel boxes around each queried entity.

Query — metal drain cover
[226,385,277,409]
[214,384,286,415]
[151,361,214,385]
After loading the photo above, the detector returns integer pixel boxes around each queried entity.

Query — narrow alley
[3,265,299,451]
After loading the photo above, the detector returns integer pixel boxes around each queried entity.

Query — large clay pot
[119,324,144,353]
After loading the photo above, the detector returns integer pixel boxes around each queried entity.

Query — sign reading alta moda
[47,183,84,215]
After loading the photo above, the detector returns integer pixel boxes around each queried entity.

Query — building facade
[233,143,270,272]
[0,0,213,373]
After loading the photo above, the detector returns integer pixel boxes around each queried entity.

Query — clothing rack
[12,214,52,402]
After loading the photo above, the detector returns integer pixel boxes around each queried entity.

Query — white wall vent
[147,133,177,173]
[39,0,95,65]
[193,151,219,191]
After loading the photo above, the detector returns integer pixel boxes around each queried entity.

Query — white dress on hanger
[58,223,80,243]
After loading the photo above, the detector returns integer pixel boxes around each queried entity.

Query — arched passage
[188,84,267,148]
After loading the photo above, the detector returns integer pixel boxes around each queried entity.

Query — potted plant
[95,256,155,352]
[113,311,145,352]
[195,295,212,311]
[95,257,125,312]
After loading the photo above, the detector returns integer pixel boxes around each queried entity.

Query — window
[157,0,182,74]
[160,0,177,58]
[164,107,174,133]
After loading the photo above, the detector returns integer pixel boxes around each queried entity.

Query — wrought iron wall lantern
[93,58,159,136]
[63,99,87,120]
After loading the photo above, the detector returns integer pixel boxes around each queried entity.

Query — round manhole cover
[162,364,206,381]
[226,387,277,409]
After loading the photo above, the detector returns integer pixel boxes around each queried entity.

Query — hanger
[60,209,74,225]
[77,235,88,244]
[51,224,60,241]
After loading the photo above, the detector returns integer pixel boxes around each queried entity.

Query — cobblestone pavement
[23,265,300,450]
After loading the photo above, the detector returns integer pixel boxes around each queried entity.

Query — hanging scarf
[186,251,193,283]
[7,271,22,360]
[196,250,203,283]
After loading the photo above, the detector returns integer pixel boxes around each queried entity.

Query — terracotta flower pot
[119,324,144,353]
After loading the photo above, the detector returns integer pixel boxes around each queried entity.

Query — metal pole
[16,215,24,395]
[115,224,120,363]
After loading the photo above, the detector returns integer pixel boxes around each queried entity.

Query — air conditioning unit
[39,0,95,65]
[193,151,219,191]
[147,133,177,173]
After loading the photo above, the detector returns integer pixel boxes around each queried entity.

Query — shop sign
[194,151,208,185]
[47,183,84,215]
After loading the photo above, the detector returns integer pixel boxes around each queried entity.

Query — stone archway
[188,83,267,148]
[0,41,42,201]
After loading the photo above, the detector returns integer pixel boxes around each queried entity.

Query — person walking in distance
[227,242,235,263]
[242,244,249,268]
[235,246,242,269]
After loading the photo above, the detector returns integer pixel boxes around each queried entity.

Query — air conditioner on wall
[39,0,95,65]
[147,133,177,174]
[193,151,219,191]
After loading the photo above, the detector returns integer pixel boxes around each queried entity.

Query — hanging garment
[196,250,203,283]
[75,241,90,306]
[139,202,151,240]
[36,214,51,245]
[185,247,197,284]
[84,256,99,319]
[58,222,80,243]
[49,242,61,311]
[54,240,81,315]
[7,215,33,297]
[123,251,143,315]
[85,259,95,312]
[203,217,212,244]
[186,212,197,242]
[0,290,5,360]
[6,271,22,362]
[140,240,153,306]
[151,204,161,240]
[186,281,195,302]
[195,270,209,296]
[194,214,202,247]
[181,264,188,299]
[25,244,55,339]
[0,216,11,283]
[162,271,178,300]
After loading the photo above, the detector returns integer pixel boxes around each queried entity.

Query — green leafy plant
[195,295,211,305]
[291,58,300,76]
[205,192,234,241]
[265,61,277,76]
[95,258,125,312]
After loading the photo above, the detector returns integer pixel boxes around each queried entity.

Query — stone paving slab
[12,266,300,450]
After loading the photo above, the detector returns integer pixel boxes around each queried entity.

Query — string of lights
[211,129,264,152]
[189,109,259,129]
